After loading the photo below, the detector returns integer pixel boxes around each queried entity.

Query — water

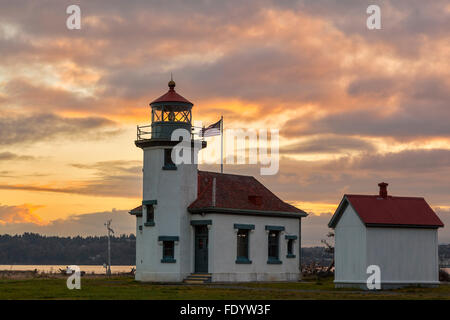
[1,265,448,275]
[0,265,135,274]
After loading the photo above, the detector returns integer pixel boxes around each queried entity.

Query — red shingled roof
[188,171,306,216]
[129,205,142,216]
[329,194,444,228]
[129,171,306,217]
[150,86,193,105]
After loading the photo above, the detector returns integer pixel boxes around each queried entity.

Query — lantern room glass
[152,105,192,124]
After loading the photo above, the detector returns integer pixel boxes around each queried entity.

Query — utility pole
[104,219,114,276]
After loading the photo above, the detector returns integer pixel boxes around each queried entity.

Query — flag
[201,119,222,137]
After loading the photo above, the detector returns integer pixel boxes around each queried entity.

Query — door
[194,225,209,273]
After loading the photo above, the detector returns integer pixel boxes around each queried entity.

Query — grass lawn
[0,276,449,300]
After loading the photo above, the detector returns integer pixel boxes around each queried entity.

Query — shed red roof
[188,171,306,216]
[329,194,444,228]
[150,81,193,105]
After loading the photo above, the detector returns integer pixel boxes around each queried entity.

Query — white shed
[328,182,444,289]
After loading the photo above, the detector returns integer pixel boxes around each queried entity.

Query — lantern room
[148,79,193,140]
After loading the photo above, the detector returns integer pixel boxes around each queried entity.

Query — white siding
[366,227,439,284]
[204,213,301,282]
[334,204,367,284]
[135,216,143,271]
[136,146,198,282]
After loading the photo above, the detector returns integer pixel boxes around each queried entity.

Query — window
[236,229,251,263]
[233,224,254,264]
[144,205,155,226]
[159,236,178,263]
[285,235,297,258]
[163,148,176,170]
[268,230,281,263]
[287,239,293,255]
[147,205,154,223]
[145,204,155,226]
[152,107,191,124]
[287,239,294,256]
[163,241,175,261]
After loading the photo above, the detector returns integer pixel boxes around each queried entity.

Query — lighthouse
[130,79,306,283]
[132,79,205,282]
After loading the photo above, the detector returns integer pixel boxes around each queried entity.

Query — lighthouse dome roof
[150,79,193,106]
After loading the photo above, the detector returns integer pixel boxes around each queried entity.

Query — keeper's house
[129,79,307,283]
[328,182,444,289]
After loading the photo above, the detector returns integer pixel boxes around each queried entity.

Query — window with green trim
[236,229,250,262]
[162,241,175,262]
[163,148,176,170]
[145,204,155,226]
[287,239,294,255]
[268,230,279,260]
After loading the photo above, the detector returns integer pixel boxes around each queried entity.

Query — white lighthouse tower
[133,79,205,282]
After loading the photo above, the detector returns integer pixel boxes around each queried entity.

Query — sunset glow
[0,0,449,245]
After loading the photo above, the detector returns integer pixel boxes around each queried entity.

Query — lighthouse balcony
[136,123,206,149]
[137,122,195,140]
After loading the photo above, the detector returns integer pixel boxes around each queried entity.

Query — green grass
[0,276,449,300]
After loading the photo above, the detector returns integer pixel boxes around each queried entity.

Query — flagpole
[220,115,223,173]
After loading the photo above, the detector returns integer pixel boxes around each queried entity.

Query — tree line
[0,233,449,266]
[0,233,135,265]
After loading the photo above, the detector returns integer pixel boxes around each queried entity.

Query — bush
[439,269,450,282]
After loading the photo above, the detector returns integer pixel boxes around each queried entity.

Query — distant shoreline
[0,265,135,275]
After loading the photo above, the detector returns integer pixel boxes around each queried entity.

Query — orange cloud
[0,204,46,226]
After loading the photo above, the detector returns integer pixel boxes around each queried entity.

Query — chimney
[378,182,388,198]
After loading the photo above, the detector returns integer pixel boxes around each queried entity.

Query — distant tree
[321,231,334,273]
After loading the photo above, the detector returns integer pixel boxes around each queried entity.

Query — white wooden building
[129,80,307,283]
[328,182,444,289]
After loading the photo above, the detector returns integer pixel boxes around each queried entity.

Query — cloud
[0,160,142,198]
[280,135,375,154]
[70,160,141,175]
[201,147,450,205]
[347,76,399,98]
[2,78,101,112]
[0,152,34,161]
[0,171,12,177]
[283,104,450,140]
[0,0,448,126]
[297,0,450,55]
[0,208,135,236]
[346,149,450,171]
[0,113,121,146]
[0,204,46,226]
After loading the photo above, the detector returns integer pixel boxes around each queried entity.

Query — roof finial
[168,73,175,90]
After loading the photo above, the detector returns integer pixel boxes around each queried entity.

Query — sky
[0,0,449,246]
